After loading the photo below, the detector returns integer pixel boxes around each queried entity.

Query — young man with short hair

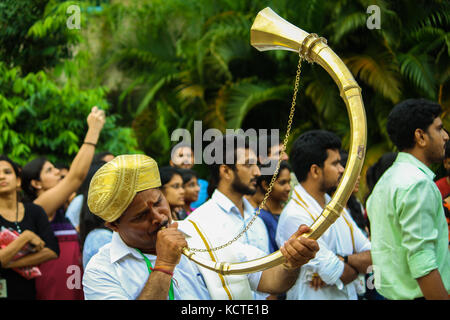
[276,130,372,300]
[367,98,450,300]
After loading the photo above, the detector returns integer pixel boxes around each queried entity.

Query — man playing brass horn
[82,154,319,300]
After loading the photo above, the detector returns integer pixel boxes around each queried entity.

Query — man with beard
[276,130,372,300]
[436,141,450,243]
[186,134,272,299]
[436,141,450,203]
[367,99,450,300]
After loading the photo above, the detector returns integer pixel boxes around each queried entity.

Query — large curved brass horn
[181,7,367,275]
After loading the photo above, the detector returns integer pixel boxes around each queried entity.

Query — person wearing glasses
[159,166,187,220]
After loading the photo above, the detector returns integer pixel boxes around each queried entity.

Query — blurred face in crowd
[0,161,20,195]
[319,149,345,194]
[106,189,171,254]
[170,146,194,169]
[353,175,361,194]
[231,148,260,196]
[268,168,291,203]
[102,154,115,162]
[37,161,62,191]
[162,174,185,208]
[183,176,200,204]
[269,143,289,162]
[444,157,450,176]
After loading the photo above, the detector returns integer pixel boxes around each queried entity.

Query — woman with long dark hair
[20,106,105,300]
[0,155,59,300]
[159,166,186,220]
[78,161,112,269]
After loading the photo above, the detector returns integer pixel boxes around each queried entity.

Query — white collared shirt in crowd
[82,220,264,300]
[276,184,371,300]
[187,189,270,299]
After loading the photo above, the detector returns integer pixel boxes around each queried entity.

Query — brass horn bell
[181,7,367,275]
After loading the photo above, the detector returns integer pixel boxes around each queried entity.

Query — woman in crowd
[339,151,369,237]
[0,155,59,300]
[65,151,115,232]
[78,161,112,269]
[180,168,200,216]
[159,166,186,220]
[20,106,106,300]
[255,160,291,300]
[256,160,292,253]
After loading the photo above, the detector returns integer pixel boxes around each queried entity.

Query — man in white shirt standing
[276,130,372,300]
[187,134,280,299]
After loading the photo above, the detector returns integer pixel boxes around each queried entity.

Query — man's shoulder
[377,161,434,193]
[187,198,223,222]
[84,243,114,274]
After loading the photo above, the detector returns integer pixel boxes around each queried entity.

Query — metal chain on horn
[188,54,304,253]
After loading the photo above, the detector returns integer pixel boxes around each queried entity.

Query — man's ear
[261,180,268,192]
[310,164,322,180]
[414,128,427,148]
[219,164,233,181]
[105,221,119,232]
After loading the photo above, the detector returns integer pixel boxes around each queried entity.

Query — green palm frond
[344,53,402,103]
[224,81,291,129]
[328,11,368,43]
[398,52,437,99]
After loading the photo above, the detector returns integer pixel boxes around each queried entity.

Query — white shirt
[82,230,211,300]
[276,184,371,300]
[82,221,263,300]
[187,189,270,299]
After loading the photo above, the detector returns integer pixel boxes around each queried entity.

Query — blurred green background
[0,0,449,200]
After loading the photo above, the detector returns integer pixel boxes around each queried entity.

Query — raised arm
[34,107,105,219]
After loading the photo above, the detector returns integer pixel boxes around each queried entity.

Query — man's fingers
[281,242,309,265]
[297,237,320,253]
[168,221,178,229]
[293,224,312,238]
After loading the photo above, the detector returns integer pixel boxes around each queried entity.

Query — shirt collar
[396,152,436,180]
[294,184,332,207]
[109,232,148,264]
[211,189,254,218]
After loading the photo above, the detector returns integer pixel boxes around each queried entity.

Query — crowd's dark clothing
[258,208,280,253]
[0,202,59,300]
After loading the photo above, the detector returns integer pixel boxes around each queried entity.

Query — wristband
[83,141,97,147]
[150,267,174,277]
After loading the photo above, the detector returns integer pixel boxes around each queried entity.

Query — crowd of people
[0,98,449,300]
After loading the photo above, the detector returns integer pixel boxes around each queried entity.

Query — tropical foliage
[0,0,449,197]
[0,0,139,166]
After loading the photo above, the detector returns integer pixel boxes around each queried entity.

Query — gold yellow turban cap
[87,154,161,222]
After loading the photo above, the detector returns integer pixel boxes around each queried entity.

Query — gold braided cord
[188,55,303,253]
